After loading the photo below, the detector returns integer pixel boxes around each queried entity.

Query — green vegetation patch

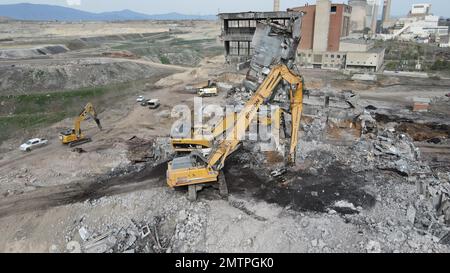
[0,83,130,143]
[430,60,450,71]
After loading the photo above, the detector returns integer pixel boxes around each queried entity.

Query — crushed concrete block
[66,241,82,253]
[217,82,233,91]
[351,74,377,81]
[78,227,90,241]
[366,240,381,253]
[141,225,151,239]
[407,204,417,224]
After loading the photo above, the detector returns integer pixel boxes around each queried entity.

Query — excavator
[167,64,303,200]
[59,102,102,147]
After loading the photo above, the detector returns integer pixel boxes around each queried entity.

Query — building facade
[218,11,301,64]
[366,0,379,34]
[288,0,351,52]
[219,1,385,72]
[381,0,392,28]
[410,3,432,16]
[349,0,367,33]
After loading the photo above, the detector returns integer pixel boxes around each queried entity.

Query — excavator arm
[288,78,303,163]
[74,102,102,137]
[207,64,303,171]
[167,64,303,189]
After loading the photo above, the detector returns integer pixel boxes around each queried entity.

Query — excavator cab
[167,152,218,188]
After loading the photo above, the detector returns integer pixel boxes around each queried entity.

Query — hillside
[0,3,216,21]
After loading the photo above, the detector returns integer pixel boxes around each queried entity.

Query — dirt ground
[0,20,449,253]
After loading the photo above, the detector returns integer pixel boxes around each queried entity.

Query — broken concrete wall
[244,16,302,92]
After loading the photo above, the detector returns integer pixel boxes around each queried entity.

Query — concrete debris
[141,225,151,239]
[270,168,287,177]
[244,16,301,92]
[407,205,417,224]
[372,129,423,176]
[216,82,233,92]
[126,137,172,164]
[351,74,377,81]
[366,240,382,253]
[75,217,170,253]
[66,241,82,253]
[78,227,90,241]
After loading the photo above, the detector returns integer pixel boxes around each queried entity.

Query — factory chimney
[274,0,280,12]
[382,0,392,24]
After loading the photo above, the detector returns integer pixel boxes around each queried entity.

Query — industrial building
[291,0,384,71]
[378,3,449,42]
[288,0,351,52]
[219,0,385,72]
[342,40,386,72]
[347,0,379,35]
[366,0,379,34]
[381,0,393,28]
[348,0,367,33]
[409,3,432,17]
[218,11,301,65]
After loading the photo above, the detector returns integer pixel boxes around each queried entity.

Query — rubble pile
[370,129,425,176]
[226,86,254,104]
[126,137,172,164]
[65,217,171,253]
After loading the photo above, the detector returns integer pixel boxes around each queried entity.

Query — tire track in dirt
[0,162,168,219]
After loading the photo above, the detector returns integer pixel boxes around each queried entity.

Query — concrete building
[349,0,368,33]
[291,1,383,72]
[348,0,380,34]
[376,3,449,42]
[410,3,431,16]
[439,35,450,48]
[337,39,385,72]
[381,0,392,28]
[273,0,280,12]
[219,2,385,72]
[218,11,301,64]
[288,0,351,52]
[366,0,379,34]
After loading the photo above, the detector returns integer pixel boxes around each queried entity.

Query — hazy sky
[1,0,449,17]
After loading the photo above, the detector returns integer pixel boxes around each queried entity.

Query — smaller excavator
[59,102,102,147]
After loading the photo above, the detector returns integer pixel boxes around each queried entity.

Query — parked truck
[197,80,218,97]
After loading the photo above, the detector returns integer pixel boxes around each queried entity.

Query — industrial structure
[218,0,385,72]
[377,3,449,42]
[290,0,384,71]
[346,0,379,35]
[366,0,379,34]
[218,11,301,65]
[409,3,432,17]
[381,0,392,28]
[348,0,367,33]
[273,0,280,12]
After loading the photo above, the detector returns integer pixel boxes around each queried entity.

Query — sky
[0,0,449,17]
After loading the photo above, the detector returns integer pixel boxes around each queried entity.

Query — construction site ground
[0,20,449,253]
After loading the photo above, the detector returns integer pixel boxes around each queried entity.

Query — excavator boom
[167,64,303,189]
[208,64,302,170]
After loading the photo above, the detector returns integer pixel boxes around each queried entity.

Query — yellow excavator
[59,102,102,147]
[167,64,303,200]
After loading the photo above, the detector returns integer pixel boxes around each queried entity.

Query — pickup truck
[20,138,48,152]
